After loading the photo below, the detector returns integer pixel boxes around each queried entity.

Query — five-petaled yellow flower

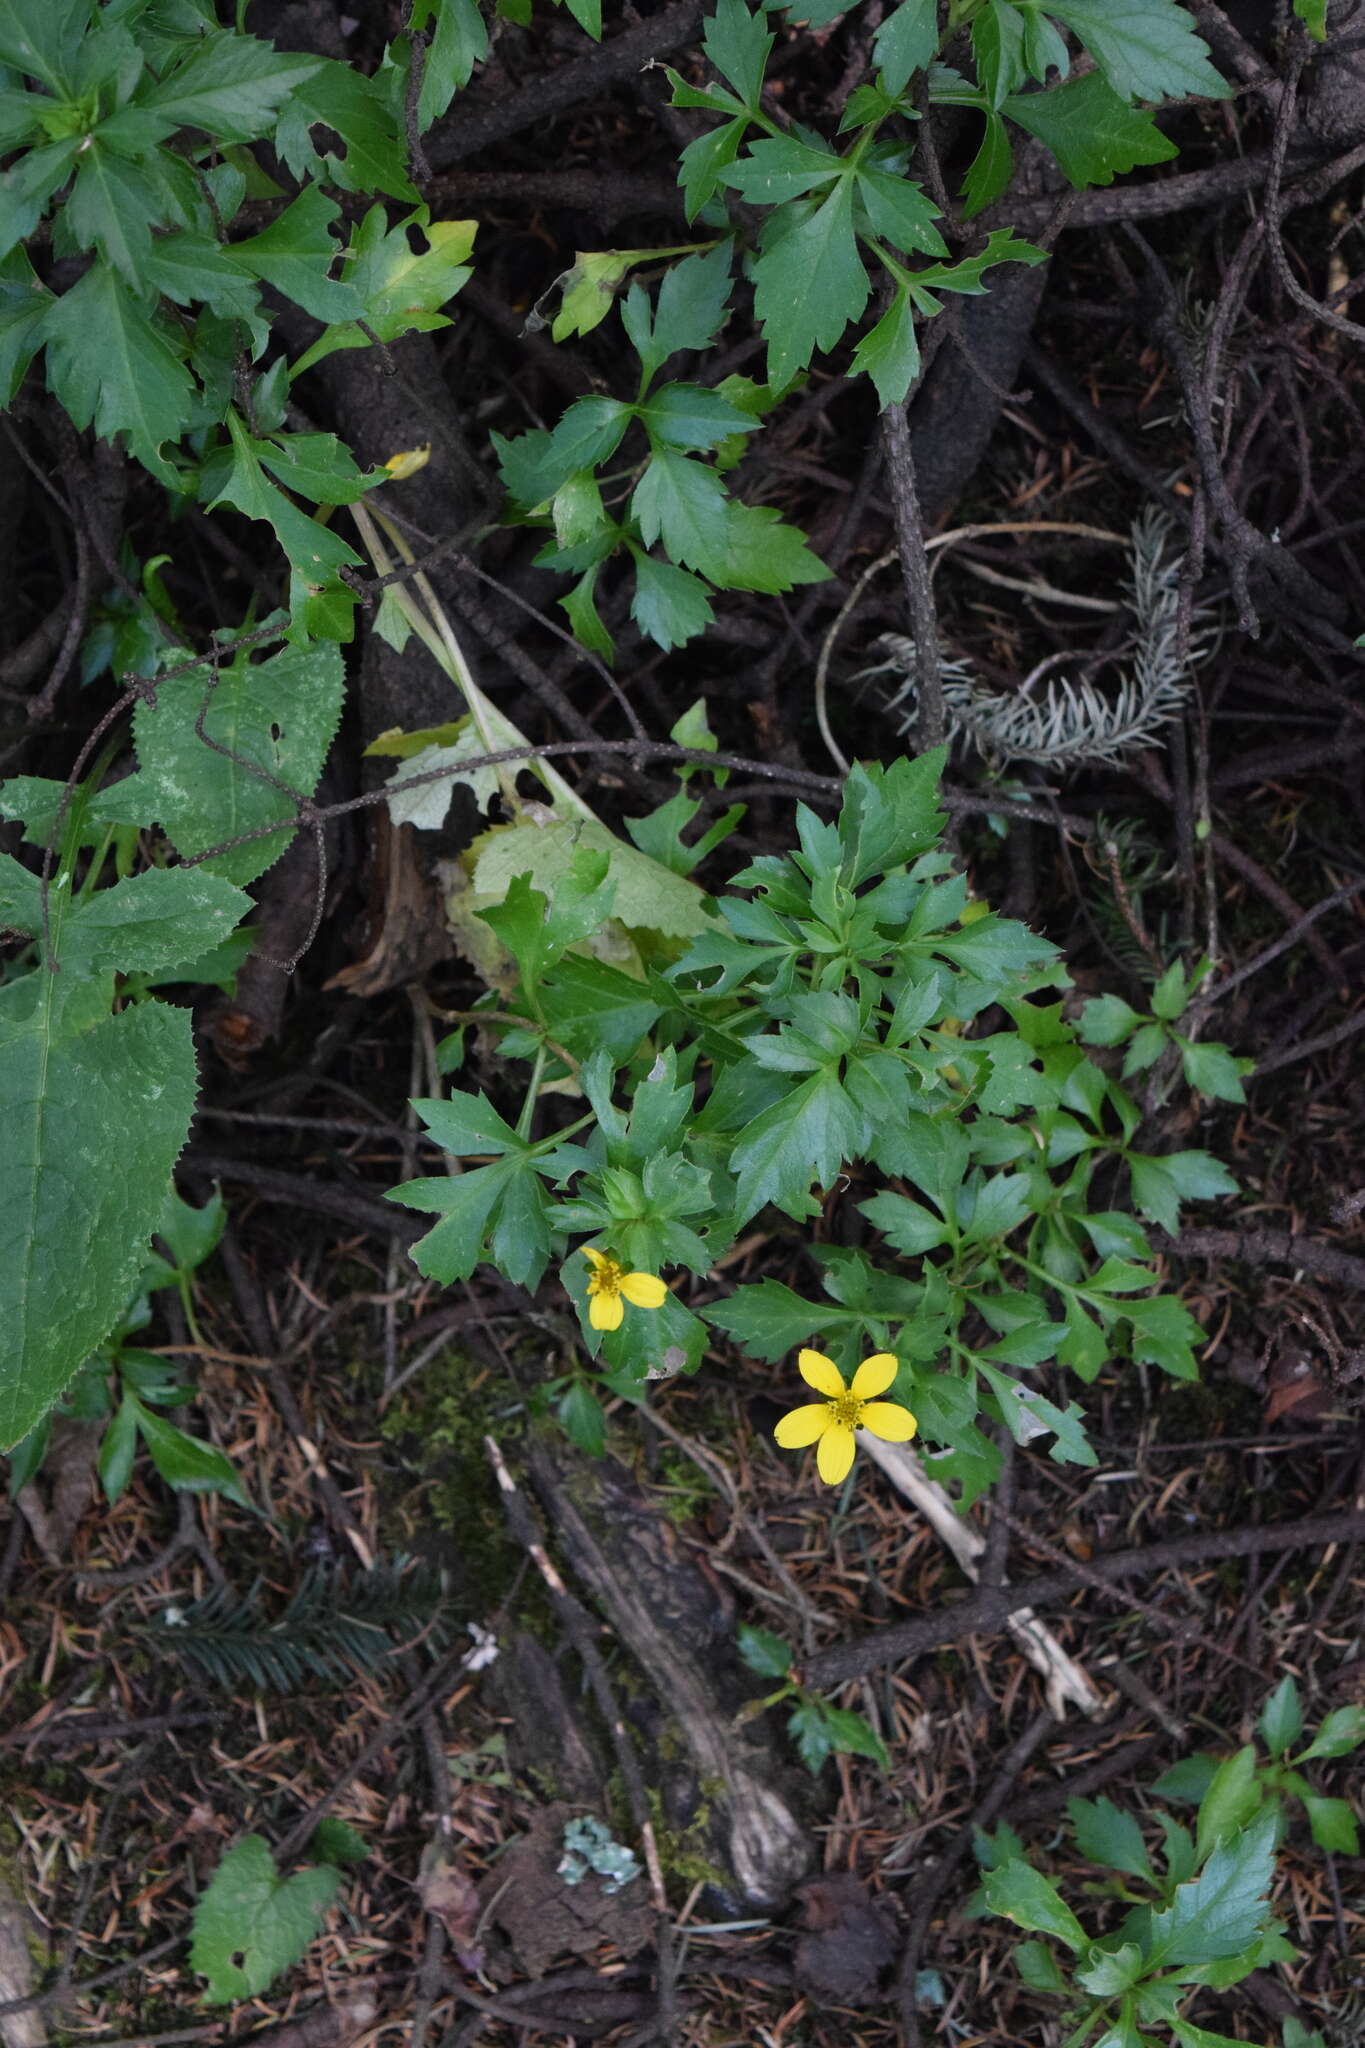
[582,1247,668,1332]
[774,1350,917,1486]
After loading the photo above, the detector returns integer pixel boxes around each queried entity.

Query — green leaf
[1080,993,1143,1046]
[1068,1797,1154,1881]
[1128,1148,1236,1233]
[137,31,319,142]
[816,1703,891,1770]
[227,185,360,325]
[313,1818,368,1867]
[558,1380,607,1456]
[1075,1940,1144,1996]
[132,641,345,887]
[472,819,719,943]
[897,227,1047,312]
[42,267,193,487]
[1175,1036,1247,1104]
[634,448,731,575]
[1258,1677,1303,1759]
[205,414,364,635]
[853,166,947,255]
[704,1278,845,1360]
[1153,1753,1219,1804]
[1146,1806,1277,1966]
[1302,1793,1358,1856]
[290,206,475,375]
[1293,0,1328,39]
[1043,0,1229,102]
[639,382,757,452]
[704,0,774,107]
[716,501,830,593]
[1014,1939,1068,1992]
[129,1392,249,1506]
[643,242,735,373]
[0,0,90,93]
[1125,1290,1201,1380]
[974,0,1028,107]
[630,551,715,649]
[860,1189,950,1255]
[981,1859,1087,1950]
[737,1624,792,1678]
[0,247,49,404]
[1004,71,1176,187]
[1297,1705,1365,1762]
[98,1394,138,1504]
[751,179,868,384]
[410,0,489,127]
[1195,1746,1262,1859]
[392,1092,551,1289]
[56,869,251,979]
[732,1066,862,1224]
[66,144,182,289]
[191,1837,340,2004]
[873,0,939,94]
[0,998,198,1450]
[851,286,921,407]
[675,113,748,219]
[962,112,1014,216]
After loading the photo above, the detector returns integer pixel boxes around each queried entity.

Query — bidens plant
[389,749,1240,1496]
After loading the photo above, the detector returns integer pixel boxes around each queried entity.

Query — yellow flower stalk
[582,1247,667,1332]
[773,1350,917,1486]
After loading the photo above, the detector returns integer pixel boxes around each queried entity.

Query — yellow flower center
[587,1256,624,1302]
[830,1392,865,1430]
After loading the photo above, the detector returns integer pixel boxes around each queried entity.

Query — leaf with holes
[191,1837,340,2004]
[132,640,345,887]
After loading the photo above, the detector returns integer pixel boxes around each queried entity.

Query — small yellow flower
[582,1247,668,1332]
[774,1350,917,1486]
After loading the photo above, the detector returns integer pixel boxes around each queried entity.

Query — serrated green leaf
[313,1817,368,1867]
[98,1394,138,1503]
[59,868,250,977]
[290,206,474,375]
[643,241,734,372]
[137,30,319,142]
[472,818,719,942]
[630,550,714,649]
[1195,1746,1262,1860]
[851,286,921,407]
[640,382,757,451]
[717,500,830,593]
[974,0,1028,106]
[0,247,48,403]
[132,640,345,887]
[1080,992,1143,1045]
[1043,0,1229,102]
[1302,1793,1358,1855]
[0,0,90,92]
[1004,70,1176,187]
[1075,1940,1144,1995]
[275,56,415,198]
[737,1623,792,1678]
[675,112,748,219]
[1146,1806,1277,1966]
[962,110,1014,215]
[411,0,488,127]
[42,266,193,487]
[981,1859,1087,1949]
[732,1066,862,1223]
[873,0,938,93]
[1293,0,1327,38]
[191,1837,340,2004]
[704,0,774,107]
[752,178,868,383]
[0,998,198,1449]
[634,447,731,574]
[227,184,360,324]
[1297,1705,1365,1762]
[704,1278,846,1360]
[1175,1036,1246,1103]
[205,414,363,636]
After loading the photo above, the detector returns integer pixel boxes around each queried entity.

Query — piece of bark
[494,1630,609,1809]
[527,1441,812,1910]
[479,1801,654,1978]
[0,1878,44,2048]
[793,1873,898,2010]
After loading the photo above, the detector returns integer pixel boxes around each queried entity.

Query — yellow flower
[773,1350,917,1486]
[582,1247,668,1332]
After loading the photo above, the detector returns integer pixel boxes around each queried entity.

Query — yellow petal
[620,1271,667,1309]
[850,1352,899,1400]
[798,1349,846,1399]
[383,444,431,479]
[582,1246,608,1272]
[774,1404,830,1449]
[860,1402,917,1443]
[589,1292,623,1331]
[816,1424,857,1486]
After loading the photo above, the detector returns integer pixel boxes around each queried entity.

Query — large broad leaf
[0,996,198,1449]
[1146,1807,1277,1966]
[132,641,345,886]
[191,1837,339,2004]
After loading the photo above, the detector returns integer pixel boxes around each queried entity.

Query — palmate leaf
[42,266,194,486]
[0,996,198,1449]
